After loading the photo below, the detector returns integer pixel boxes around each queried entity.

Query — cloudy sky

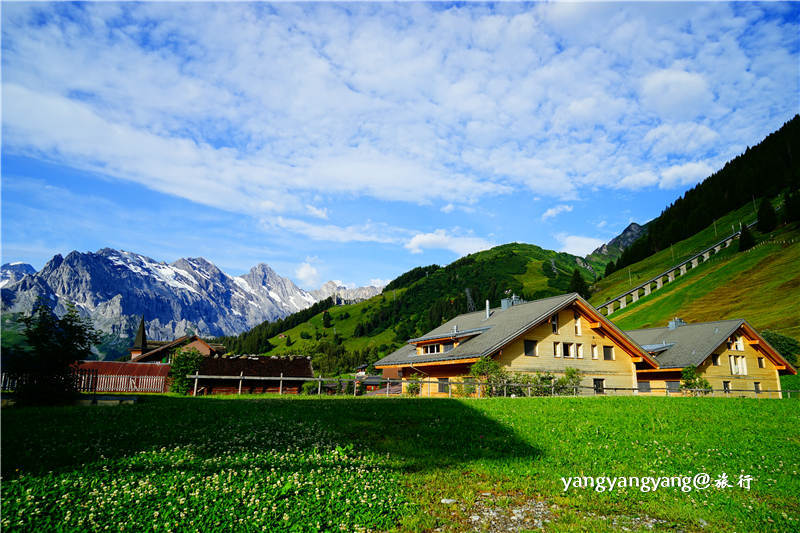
[2,2,798,289]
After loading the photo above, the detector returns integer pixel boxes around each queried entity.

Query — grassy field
[3,396,799,532]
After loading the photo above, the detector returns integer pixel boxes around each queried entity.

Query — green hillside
[589,201,761,306]
[592,220,800,342]
[219,243,596,372]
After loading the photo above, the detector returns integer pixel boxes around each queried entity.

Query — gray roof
[625,319,744,369]
[375,293,584,367]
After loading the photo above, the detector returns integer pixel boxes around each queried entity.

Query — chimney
[485,300,490,319]
[667,317,686,330]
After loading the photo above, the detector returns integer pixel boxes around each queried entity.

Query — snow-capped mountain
[311,280,383,303]
[0,262,36,289]
[0,249,320,343]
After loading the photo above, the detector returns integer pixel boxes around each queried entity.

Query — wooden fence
[95,375,167,393]
[186,374,800,399]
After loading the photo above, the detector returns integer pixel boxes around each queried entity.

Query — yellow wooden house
[374,293,659,396]
[626,318,796,398]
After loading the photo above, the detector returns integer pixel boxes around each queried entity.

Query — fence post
[386,379,390,397]
[428,379,431,397]
[449,381,452,398]
[279,373,283,395]
[354,379,358,397]
[318,378,322,395]
[504,380,507,397]
[193,374,198,397]
[238,371,243,395]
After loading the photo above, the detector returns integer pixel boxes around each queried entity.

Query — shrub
[168,348,204,395]
[301,380,319,395]
[681,365,712,396]
[405,376,421,396]
[452,378,477,397]
[300,331,312,340]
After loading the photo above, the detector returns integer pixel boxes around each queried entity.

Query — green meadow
[3,396,799,532]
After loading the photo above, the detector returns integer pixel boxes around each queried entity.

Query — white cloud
[405,229,493,256]
[265,217,406,244]
[643,122,719,157]
[640,69,714,121]
[614,171,659,190]
[555,234,606,257]
[368,278,390,288]
[440,203,455,214]
[306,205,329,219]
[659,161,714,189]
[295,261,320,288]
[541,204,573,221]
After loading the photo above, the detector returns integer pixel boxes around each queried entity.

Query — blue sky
[2,2,798,289]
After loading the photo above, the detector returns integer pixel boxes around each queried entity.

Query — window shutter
[729,355,736,374]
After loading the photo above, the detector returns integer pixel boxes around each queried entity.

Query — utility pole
[752,195,757,215]
[628,268,632,288]
[713,219,717,237]
[670,244,674,262]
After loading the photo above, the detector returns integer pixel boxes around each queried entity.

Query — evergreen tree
[568,268,591,299]
[757,198,777,233]
[738,224,755,251]
[782,189,800,223]
[604,260,616,277]
[7,299,100,404]
[322,311,332,328]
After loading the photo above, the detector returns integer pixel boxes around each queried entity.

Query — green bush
[168,348,204,395]
[405,377,421,396]
[681,365,712,395]
[301,380,319,395]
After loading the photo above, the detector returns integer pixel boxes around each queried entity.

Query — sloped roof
[375,292,655,368]
[626,319,743,368]
[199,356,313,378]
[626,319,797,374]
[131,335,223,363]
[74,361,171,377]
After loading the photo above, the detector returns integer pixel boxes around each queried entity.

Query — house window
[757,357,764,368]
[423,344,440,354]
[754,382,761,394]
[574,313,582,335]
[438,378,450,393]
[603,346,614,361]
[736,337,744,351]
[576,343,584,359]
[553,342,561,357]
[591,345,598,360]
[637,381,651,393]
[729,355,747,375]
[524,339,538,356]
[593,379,605,395]
[723,381,731,393]
[666,381,681,393]
[551,313,559,334]
[712,354,720,366]
[563,342,573,358]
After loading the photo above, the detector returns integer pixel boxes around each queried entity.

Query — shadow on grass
[1,395,541,477]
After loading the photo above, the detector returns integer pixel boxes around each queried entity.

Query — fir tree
[604,260,616,277]
[757,198,777,233]
[738,224,755,251]
[568,268,591,299]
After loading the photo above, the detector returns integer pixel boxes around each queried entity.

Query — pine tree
[322,311,332,328]
[568,268,591,299]
[757,198,777,233]
[738,224,755,251]
[604,260,616,277]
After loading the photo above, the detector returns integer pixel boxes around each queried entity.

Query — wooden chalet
[375,293,657,396]
[129,318,225,363]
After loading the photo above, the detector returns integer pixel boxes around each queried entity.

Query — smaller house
[627,318,796,398]
[192,355,314,395]
[129,318,225,363]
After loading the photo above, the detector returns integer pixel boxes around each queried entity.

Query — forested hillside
[607,115,799,275]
